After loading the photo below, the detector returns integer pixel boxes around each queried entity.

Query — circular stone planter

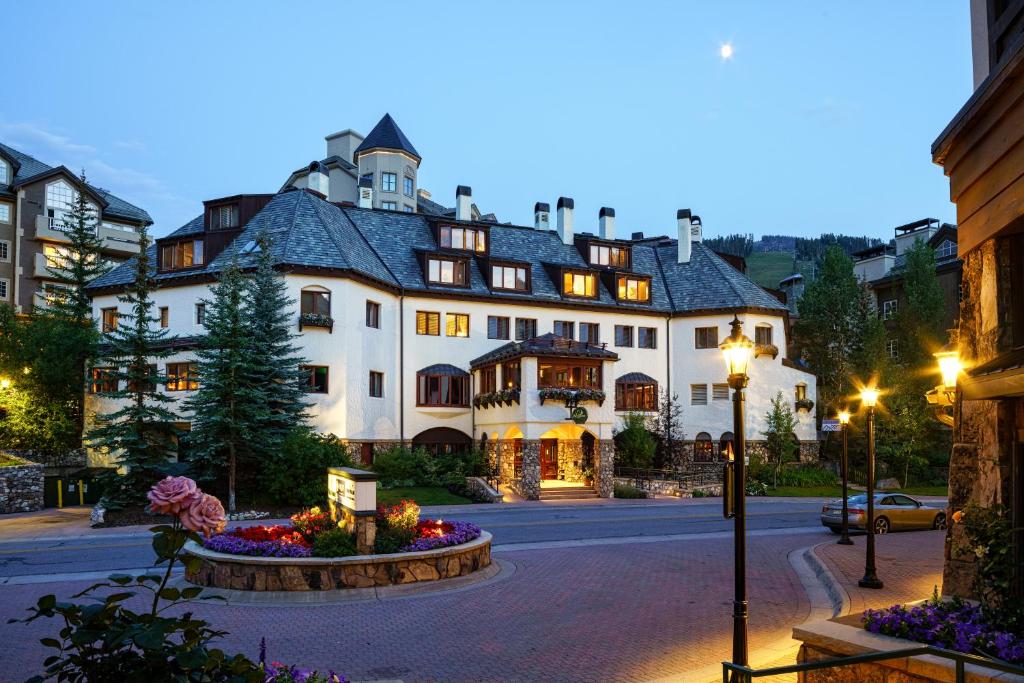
[184,531,492,592]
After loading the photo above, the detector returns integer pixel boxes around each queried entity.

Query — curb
[802,541,852,618]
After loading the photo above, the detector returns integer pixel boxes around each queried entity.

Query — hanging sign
[821,419,841,432]
[570,406,588,424]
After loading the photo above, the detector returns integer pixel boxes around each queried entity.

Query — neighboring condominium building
[84,116,817,500]
[0,143,151,312]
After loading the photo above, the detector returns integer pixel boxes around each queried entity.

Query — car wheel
[933,513,947,530]
[874,517,890,535]
[827,527,841,534]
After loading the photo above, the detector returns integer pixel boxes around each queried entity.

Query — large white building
[85,115,817,499]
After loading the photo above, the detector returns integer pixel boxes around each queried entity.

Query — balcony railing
[298,312,334,332]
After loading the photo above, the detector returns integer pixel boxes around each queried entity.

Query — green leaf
[158,587,180,601]
[108,574,134,585]
[105,592,136,604]
[181,586,203,600]
[39,637,61,649]
[38,595,56,610]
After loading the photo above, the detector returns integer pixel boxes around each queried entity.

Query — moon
[720,43,734,60]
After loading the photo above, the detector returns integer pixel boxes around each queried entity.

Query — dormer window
[210,204,238,230]
[616,275,651,302]
[439,225,486,253]
[589,243,630,268]
[491,262,529,292]
[936,239,957,259]
[562,270,598,298]
[426,255,469,286]
[0,160,8,185]
[160,240,204,271]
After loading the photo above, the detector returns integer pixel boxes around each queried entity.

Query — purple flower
[398,521,482,553]
[204,533,312,558]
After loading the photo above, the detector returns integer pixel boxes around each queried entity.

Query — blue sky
[4,2,970,241]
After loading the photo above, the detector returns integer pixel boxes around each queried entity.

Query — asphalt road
[0,498,830,580]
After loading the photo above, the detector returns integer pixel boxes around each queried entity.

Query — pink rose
[147,476,201,515]
[180,493,226,537]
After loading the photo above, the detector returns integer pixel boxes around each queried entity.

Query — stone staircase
[538,484,600,501]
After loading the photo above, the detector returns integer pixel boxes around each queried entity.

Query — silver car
[821,493,946,534]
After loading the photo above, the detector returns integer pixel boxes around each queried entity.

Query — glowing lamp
[935,347,962,390]
[837,410,851,425]
[720,316,754,386]
[0,378,10,390]
[860,386,880,409]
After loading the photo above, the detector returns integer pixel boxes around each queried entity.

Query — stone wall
[557,440,585,482]
[185,533,491,591]
[464,476,502,503]
[612,477,722,498]
[517,440,541,500]
[0,456,44,514]
[596,440,615,497]
[4,448,85,469]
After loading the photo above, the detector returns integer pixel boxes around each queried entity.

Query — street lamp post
[720,316,754,671]
[858,386,884,589]
[837,409,854,546]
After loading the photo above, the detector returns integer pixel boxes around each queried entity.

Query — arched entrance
[581,431,596,471]
[411,427,472,456]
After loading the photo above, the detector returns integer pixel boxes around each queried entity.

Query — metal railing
[722,644,1024,682]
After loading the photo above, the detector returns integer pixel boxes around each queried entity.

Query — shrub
[777,464,837,488]
[614,413,657,469]
[290,506,333,542]
[376,499,420,533]
[370,447,434,487]
[311,528,358,558]
[614,483,648,499]
[374,527,416,554]
[260,429,353,506]
[691,489,709,498]
[745,481,769,496]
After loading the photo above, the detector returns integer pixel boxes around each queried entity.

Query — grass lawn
[0,453,25,467]
[376,486,473,507]
[895,485,949,497]
[762,485,948,498]
[744,252,816,289]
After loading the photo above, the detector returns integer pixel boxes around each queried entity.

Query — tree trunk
[228,442,236,513]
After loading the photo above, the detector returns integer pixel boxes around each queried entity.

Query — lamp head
[720,315,753,388]
[860,386,880,408]
[935,346,962,390]
[837,409,851,425]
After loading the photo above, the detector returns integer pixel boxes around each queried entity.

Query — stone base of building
[0,455,44,514]
[184,532,492,591]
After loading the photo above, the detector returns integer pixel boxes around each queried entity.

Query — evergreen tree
[184,261,265,512]
[763,391,799,487]
[652,389,685,469]
[895,239,946,367]
[245,232,308,459]
[613,413,657,470]
[88,227,181,506]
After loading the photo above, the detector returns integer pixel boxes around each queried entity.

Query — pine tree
[763,392,799,488]
[652,390,685,469]
[245,232,308,459]
[184,260,266,512]
[896,239,946,367]
[89,227,182,506]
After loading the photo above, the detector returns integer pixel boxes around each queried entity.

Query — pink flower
[147,476,201,515]
[180,493,227,537]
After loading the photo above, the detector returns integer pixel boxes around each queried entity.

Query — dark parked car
[821,493,946,534]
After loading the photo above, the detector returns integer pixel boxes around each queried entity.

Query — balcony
[34,252,68,279]
[98,224,142,255]
[34,215,72,244]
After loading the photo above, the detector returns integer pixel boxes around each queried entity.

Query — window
[589,243,630,268]
[439,226,487,252]
[403,176,414,198]
[616,380,658,411]
[0,161,7,185]
[638,327,657,349]
[46,180,75,217]
[712,383,730,401]
[166,362,199,391]
[515,318,537,340]
[690,384,708,405]
[538,362,602,389]
[882,299,898,320]
[101,307,118,332]
[89,367,118,393]
[615,325,633,347]
[616,276,651,302]
[795,384,807,401]
[381,201,397,211]
[693,432,715,462]
[300,288,331,317]
[366,301,380,328]
[127,364,158,393]
[403,205,415,212]
[936,240,957,259]
[887,338,899,358]
[44,244,69,269]
[42,283,70,305]
[195,303,206,326]
[381,172,397,192]
[503,360,521,389]
[426,256,469,285]
[488,315,510,340]
[418,371,469,407]
[160,240,204,271]
[416,310,440,336]
[300,365,329,393]
[755,325,773,346]
[210,204,238,230]
[102,221,137,234]
[368,371,384,398]
[0,279,8,300]
[0,204,10,224]
[695,326,718,349]
[553,320,575,339]
[159,307,169,328]
[562,270,597,298]
[579,322,600,344]
[478,366,497,395]
[446,313,470,337]
[491,263,528,291]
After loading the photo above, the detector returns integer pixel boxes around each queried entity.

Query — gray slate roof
[0,142,152,224]
[617,372,657,383]
[354,114,420,160]
[88,188,787,319]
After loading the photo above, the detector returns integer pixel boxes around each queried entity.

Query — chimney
[677,209,692,263]
[456,185,472,221]
[325,129,365,164]
[691,215,703,243]
[534,202,550,230]
[599,207,615,240]
[358,175,373,209]
[307,162,329,197]
[557,197,574,245]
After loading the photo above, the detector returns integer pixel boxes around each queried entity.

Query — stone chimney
[557,197,575,246]
[691,215,703,243]
[307,162,329,197]
[456,186,473,221]
[677,209,692,264]
[599,207,615,240]
[358,175,373,209]
[325,129,365,164]
[534,202,550,230]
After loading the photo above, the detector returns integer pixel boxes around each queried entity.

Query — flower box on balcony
[538,387,606,407]
[754,343,779,360]
[795,398,815,412]
[298,313,334,332]
[473,389,520,409]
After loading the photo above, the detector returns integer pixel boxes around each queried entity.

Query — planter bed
[184,531,492,591]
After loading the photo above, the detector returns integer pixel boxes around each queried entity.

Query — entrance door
[540,439,559,479]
